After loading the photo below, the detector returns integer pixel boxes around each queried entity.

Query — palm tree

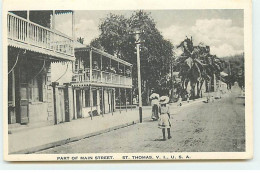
[176,37,223,99]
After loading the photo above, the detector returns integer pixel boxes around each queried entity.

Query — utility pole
[134,30,143,123]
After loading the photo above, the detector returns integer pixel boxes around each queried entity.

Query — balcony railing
[72,69,132,88]
[7,12,74,58]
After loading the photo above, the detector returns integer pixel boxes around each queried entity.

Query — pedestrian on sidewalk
[150,89,160,121]
[158,96,172,141]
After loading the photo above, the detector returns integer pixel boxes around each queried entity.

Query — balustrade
[73,69,132,87]
[7,12,74,57]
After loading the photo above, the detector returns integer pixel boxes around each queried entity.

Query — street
[36,89,245,154]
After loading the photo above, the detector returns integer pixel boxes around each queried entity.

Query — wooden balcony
[7,12,74,61]
[72,69,132,88]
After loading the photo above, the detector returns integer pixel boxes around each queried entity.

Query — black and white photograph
[3,0,253,161]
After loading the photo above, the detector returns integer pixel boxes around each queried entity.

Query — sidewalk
[8,107,152,154]
[8,97,207,154]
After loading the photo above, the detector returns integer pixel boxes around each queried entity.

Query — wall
[51,62,73,85]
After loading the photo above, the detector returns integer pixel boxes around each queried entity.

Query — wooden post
[111,89,113,115]
[27,11,30,43]
[64,83,73,122]
[125,88,127,112]
[95,88,100,115]
[52,82,58,125]
[130,88,133,111]
[119,88,121,113]
[81,90,84,117]
[12,70,16,107]
[90,86,93,120]
[101,87,104,117]
[90,49,93,82]
[82,89,85,107]
[73,89,77,119]
[100,54,103,82]
[113,88,116,111]
[110,59,112,83]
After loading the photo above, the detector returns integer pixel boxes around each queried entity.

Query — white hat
[159,96,169,104]
[150,93,159,100]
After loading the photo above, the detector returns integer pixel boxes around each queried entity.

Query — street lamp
[132,29,144,123]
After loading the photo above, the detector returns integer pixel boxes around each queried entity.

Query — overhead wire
[31,59,46,80]
[8,50,23,75]
[54,63,69,82]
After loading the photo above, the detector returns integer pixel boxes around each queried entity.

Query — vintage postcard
[2,0,253,161]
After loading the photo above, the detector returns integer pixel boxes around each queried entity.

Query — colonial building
[71,45,133,119]
[7,10,75,126]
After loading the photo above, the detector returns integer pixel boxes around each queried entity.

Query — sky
[55,9,244,57]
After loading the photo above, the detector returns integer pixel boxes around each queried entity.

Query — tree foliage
[221,53,244,88]
[175,37,226,99]
[90,10,174,102]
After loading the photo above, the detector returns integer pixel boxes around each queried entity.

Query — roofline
[75,45,132,67]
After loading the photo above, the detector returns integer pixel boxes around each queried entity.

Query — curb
[9,100,206,154]
[10,117,150,154]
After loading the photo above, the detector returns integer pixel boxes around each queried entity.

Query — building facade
[7,10,75,126]
[71,46,133,119]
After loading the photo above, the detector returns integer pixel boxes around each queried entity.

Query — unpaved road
[37,88,245,153]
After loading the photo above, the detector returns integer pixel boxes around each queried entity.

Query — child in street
[178,95,182,106]
[186,91,190,103]
[150,89,160,121]
[158,96,172,141]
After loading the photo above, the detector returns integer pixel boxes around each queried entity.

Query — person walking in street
[150,89,160,121]
[158,96,172,141]
[178,94,182,106]
[186,90,190,103]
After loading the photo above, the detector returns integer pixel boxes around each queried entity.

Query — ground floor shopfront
[71,85,133,120]
[8,47,55,126]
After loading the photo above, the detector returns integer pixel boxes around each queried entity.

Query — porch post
[110,59,112,83]
[80,90,83,118]
[119,88,121,114]
[78,90,82,118]
[12,70,16,107]
[113,89,116,112]
[90,86,93,120]
[130,88,133,111]
[52,82,59,125]
[90,49,93,82]
[64,83,73,122]
[100,54,103,82]
[111,89,113,115]
[82,89,85,107]
[125,88,127,112]
[101,87,104,117]
[73,89,77,119]
[96,88,100,115]
[27,11,30,42]
[118,62,120,84]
